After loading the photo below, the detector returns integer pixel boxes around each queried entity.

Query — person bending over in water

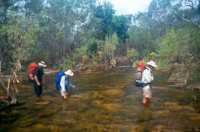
[60,70,75,99]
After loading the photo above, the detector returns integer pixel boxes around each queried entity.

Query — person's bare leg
[142,97,147,104]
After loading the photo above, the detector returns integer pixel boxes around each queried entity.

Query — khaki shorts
[143,85,152,98]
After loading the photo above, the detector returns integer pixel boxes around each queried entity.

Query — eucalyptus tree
[112,15,130,43]
[22,0,98,65]
[0,0,21,70]
[148,0,200,29]
[0,2,39,104]
[93,1,115,40]
[104,33,118,66]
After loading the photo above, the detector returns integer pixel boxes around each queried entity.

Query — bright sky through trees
[107,0,152,15]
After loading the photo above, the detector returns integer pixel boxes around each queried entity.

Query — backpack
[135,68,143,87]
[29,62,38,81]
[134,61,146,87]
[55,71,65,90]
[136,68,142,80]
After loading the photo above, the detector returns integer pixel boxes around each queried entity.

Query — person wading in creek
[60,70,75,100]
[33,61,47,97]
[141,60,157,105]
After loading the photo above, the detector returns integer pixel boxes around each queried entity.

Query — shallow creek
[0,71,200,131]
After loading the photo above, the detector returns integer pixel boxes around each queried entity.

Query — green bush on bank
[127,48,139,60]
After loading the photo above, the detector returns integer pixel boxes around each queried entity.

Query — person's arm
[34,75,40,86]
[34,68,40,86]
[66,78,75,88]
[60,76,66,91]
[151,73,154,81]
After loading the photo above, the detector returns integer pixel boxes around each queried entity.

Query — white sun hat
[65,70,74,76]
[147,60,157,68]
[38,61,47,68]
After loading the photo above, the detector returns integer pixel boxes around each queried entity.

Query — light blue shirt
[60,75,74,92]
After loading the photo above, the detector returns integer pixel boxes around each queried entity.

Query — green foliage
[148,0,200,29]
[72,38,100,63]
[150,52,158,57]
[186,27,200,57]
[110,32,119,46]
[157,29,189,63]
[0,0,199,77]
[6,11,39,70]
[192,64,200,83]
[72,45,88,60]
[93,1,115,40]
[156,26,200,68]
[63,57,74,70]
[128,26,155,56]
[132,60,139,68]
[24,0,44,15]
[112,15,130,42]
[87,38,98,55]
[141,56,149,64]
[89,53,98,62]
[104,33,119,60]
[127,48,139,60]
[156,59,169,68]
[104,41,116,60]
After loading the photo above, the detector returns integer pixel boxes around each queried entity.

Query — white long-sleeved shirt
[141,67,154,84]
[60,76,66,92]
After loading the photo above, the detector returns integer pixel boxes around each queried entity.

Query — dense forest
[0,0,200,104]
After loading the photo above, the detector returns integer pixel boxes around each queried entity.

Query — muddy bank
[166,63,200,89]
[73,56,132,72]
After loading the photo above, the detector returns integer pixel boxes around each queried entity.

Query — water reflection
[136,104,153,131]
[0,71,200,131]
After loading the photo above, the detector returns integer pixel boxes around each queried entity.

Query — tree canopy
[0,0,199,71]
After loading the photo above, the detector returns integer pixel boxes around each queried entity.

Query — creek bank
[163,63,200,110]
[0,69,58,81]
[1,59,198,90]
[73,56,132,72]
[167,62,200,90]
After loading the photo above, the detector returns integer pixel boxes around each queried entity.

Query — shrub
[127,48,139,60]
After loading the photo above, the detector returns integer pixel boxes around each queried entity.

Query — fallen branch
[172,11,200,29]
[7,78,10,97]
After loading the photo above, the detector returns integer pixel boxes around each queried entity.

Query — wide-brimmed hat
[147,60,157,68]
[38,61,47,68]
[65,70,74,76]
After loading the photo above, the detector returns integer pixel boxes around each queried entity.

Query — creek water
[0,70,200,131]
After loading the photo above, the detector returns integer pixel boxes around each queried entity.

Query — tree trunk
[0,59,1,74]
[0,42,2,74]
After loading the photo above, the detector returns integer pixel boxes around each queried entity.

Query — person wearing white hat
[33,61,47,97]
[141,60,157,105]
[60,70,75,99]
[38,61,47,68]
